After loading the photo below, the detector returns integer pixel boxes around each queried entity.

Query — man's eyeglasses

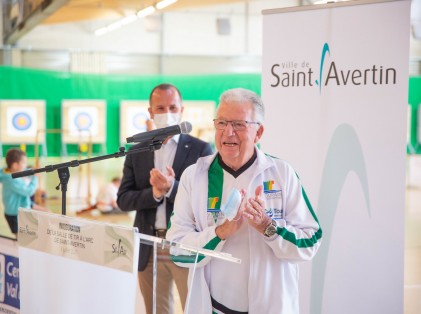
[213,119,260,131]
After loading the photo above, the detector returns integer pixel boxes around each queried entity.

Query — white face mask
[221,188,242,221]
[153,113,181,129]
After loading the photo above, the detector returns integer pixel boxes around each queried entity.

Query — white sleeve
[264,162,322,262]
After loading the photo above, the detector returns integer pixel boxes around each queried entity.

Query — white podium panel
[18,209,139,314]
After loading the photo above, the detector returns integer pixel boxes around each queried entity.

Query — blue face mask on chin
[221,188,242,221]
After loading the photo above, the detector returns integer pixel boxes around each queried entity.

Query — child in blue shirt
[0,148,39,234]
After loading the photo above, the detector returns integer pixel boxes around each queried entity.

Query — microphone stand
[12,140,165,216]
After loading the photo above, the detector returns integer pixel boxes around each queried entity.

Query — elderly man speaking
[167,88,322,314]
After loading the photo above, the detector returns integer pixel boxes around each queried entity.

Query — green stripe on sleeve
[277,227,322,248]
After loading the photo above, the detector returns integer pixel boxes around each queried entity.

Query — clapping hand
[150,166,175,199]
[243,185,271,234]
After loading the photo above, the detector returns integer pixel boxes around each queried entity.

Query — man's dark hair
[149,83,182,103]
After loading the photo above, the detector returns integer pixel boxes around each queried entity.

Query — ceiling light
[95,20,122,36]
[94,7,155,37]
[155,0,178,10]
[94,0,173,37]
[119,14,138,26]
[94,27,108,36]
[137,6,156,18]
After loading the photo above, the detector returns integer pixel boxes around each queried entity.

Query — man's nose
[224,122,236,135]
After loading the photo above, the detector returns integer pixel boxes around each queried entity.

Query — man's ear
[254,125,264,144]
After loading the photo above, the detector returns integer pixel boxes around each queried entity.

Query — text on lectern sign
[17,208,138,273]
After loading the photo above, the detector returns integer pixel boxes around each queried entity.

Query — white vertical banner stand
[18,209,140,314]
[262,1,410,314]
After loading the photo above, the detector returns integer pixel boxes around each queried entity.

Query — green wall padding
[0,66,261,157]
[408,76,421,154]
[1,66,420,156]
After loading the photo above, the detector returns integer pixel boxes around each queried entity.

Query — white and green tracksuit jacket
[167,149,322,314]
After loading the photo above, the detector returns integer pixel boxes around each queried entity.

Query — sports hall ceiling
[44,0,267,24]
[6,0,313,43]
[4,0,420,68]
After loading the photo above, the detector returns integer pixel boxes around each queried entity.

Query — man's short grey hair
[219,88,265,123]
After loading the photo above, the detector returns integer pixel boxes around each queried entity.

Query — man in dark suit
[117,83,213,314]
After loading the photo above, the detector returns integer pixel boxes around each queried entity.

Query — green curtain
[408,76,421,154]
[1,66,420,156]
[0,66,261,157]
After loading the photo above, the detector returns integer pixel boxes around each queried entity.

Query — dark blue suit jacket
[117,134,213,271]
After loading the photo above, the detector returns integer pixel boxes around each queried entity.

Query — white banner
[262,1,410,314]
[18,209,139,314]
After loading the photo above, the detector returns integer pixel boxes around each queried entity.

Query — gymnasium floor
[0,155,420,314]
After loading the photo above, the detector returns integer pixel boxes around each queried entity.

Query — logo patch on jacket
[207,197,222,223]
[207,197,219,212]
[263,180,282,199]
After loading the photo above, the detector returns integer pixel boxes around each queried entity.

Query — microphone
[126,121,192,143]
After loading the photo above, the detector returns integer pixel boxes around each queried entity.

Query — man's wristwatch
[263,219,277,237]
